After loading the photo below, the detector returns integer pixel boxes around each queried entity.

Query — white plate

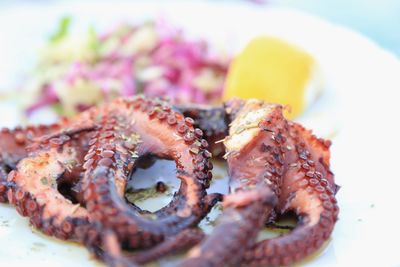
[1,1,400,267]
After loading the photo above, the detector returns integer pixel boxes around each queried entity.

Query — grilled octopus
[2,96,220,262]
[80,96,220,251]
[179,99,339,267]
[0,123,63,202]
[0,96,338,267]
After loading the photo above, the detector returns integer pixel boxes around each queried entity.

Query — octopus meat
[180,99,339,267]
[0,123,62,202]
[0,96,338,267]
[6,117,99,240]
[80,96,219,251]
[3,97,220,263]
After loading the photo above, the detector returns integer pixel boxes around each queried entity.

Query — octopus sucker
[81,96,217,252]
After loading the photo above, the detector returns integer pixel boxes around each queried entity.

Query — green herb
[40,177,48,185]
[50,16,71,43]
[51,103,64,115]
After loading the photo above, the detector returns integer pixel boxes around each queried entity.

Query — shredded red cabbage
[26,20,229,116]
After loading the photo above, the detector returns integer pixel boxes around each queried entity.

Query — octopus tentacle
[290,122,338,193]
[102,230,140,267]
[241,121,339,266]
[178,99,338,267]
[82,96,216,250]
[83,222,205,267]
[126,228,205,265]
[0,124,62,202]
[182,189,276,267]
[180,100,285,267]
[129,190,222,222]
[0,124,62,168]
[7,126,93,240]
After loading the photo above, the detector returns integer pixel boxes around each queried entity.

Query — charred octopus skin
[81,96,218,252]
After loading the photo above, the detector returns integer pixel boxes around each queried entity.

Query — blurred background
[0,0,399,56]
[274,0,400,56]
[0,0,399,125]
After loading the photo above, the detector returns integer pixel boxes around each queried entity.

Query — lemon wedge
[223,36,323,119]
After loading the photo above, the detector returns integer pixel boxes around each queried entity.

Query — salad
[23,17,230,116]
